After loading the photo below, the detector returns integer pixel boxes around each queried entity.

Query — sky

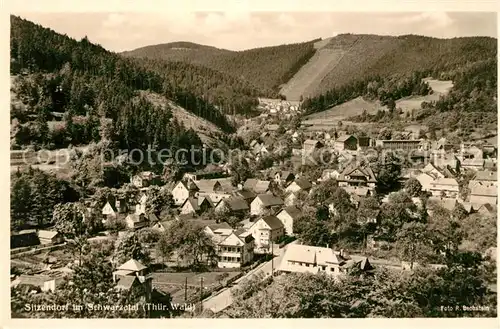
[13,12,498,52]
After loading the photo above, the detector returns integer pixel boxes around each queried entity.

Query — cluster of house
[257,98,301,118]
[11,256,158,305]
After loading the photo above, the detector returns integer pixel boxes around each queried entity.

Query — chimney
[340,248,344,258]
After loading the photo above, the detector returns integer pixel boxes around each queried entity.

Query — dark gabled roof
[147,213,160,223]
[255,194,284,207]
[222,197,249,211]
[182,197,200,211]
[336,134,356,142]
[243,179,270,194]
[207,222,233,232]
[338,163,377,182]
[278,206,302,220]
[291,178,312,190]
[235,189,257,200]
[261,215,284,230]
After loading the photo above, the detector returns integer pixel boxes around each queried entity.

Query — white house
[171,181,195,206]
[429,178,460,198]
[216,229,255,268]
[247,216,285,253]
[250,194,284,216]
[276,206,301,236]
[278,244,372,276]
[124,213,147,230]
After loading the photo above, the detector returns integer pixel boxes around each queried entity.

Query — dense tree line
[10,15,234,136]
[224,251,496,318]
[10,167,79,230]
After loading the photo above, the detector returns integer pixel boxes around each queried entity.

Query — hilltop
[122,39,320,97]
[121,41,231,63]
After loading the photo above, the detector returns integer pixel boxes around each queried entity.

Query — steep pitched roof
[261,216,285,230]
[278,206,302,220]
[290,178,312,190]
[222,197,249,211]
[118,259,147,272]
[194,180,220,193]
[255,194,284,207]
[206,222,233,232]
[182,197,200,211]
[339,163,377,182]
[235,189,256,201]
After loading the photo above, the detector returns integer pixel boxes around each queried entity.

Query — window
[322,266,326,271]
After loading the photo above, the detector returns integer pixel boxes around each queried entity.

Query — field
[280,45,347,101]
[10,146,88,179]
[396,79,453,114]
[301,96,387,129]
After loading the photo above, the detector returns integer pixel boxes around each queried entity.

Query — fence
[10,243,67,259]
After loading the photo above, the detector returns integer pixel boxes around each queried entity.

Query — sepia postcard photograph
[3,0,499,326]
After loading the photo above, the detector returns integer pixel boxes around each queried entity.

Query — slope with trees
[123,39,319,97]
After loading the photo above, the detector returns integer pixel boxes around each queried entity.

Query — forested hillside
[123,39,320,96]
[315,34,497,95]
[10,14,235,154]
[301,34,497,132]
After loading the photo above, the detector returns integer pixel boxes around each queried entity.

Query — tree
[373,152,402,193]
[404,178,423,197]
[161,220,217,269]
[145,186,174,215]
[395,222,432,270]
[52,202,86,238]
[157,233,174,269]
[113,232,151,267]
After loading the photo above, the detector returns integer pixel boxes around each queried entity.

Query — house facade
[429,178,460,198]
[38,230,64,245]
[334,135,358,151]
[124,213,148,230]
[171,181,194,206]
[217,230,255,268]
[276,206,300,236]
[337,164,377,192]
[250,194,284,216]
[247,216,285,253]
[278,244,371,276]
[285,178,312,194]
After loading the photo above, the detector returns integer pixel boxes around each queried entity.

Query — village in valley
[9,12,498,319]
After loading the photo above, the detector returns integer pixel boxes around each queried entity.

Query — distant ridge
[123,34,496,100]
